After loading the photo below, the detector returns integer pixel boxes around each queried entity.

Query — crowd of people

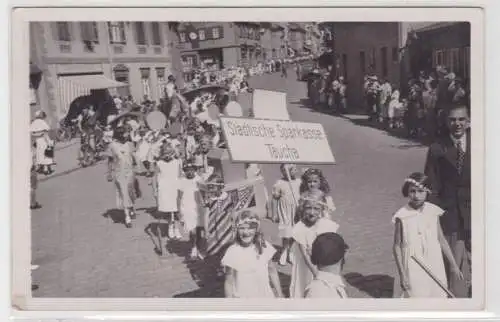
[30,56,471,299]
[363,65,470,139]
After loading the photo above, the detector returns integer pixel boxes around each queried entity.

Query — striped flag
[206,184,256,256]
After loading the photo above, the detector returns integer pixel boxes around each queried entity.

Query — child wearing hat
[393,172,463,298]
[304,232,349,298]
[178,159,203,259]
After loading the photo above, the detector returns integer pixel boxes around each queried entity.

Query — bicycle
[55,119,79,142]
[79,130,97,168]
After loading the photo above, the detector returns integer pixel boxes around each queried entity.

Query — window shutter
[51,22,59,41]
[67,22,74,41]
[80,22,91,42]
[120,22,126,43]
[219,26,224,39]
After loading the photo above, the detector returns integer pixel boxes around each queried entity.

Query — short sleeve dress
[156,159,181,213]
[221,241,277,298]
[271,178,301,238]
[289,218,340,298]
[178,175,202,231]
[392,202,447,298]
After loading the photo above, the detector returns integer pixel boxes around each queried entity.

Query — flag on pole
[205,183,256,256]
[185,24,200,49]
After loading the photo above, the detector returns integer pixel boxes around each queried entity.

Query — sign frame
[219,116,336,165]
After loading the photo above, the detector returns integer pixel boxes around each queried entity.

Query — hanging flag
[185,24,200,49]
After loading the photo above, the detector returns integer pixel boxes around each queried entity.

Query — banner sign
[220,117,335,164]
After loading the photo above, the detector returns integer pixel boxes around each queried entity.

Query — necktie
[456,141,465,174]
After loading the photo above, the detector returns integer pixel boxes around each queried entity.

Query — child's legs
[30,188,36,206]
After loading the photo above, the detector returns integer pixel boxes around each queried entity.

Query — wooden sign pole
[411,255,455,298]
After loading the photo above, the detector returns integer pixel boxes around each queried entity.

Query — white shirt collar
[450,134,466,150]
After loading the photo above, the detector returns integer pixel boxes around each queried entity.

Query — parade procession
[29,21,471,300]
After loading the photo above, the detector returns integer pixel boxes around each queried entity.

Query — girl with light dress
[393,172,463,298]
[177,160,203,259]
[299,168,337,220]
[152,141,182,240]
[271,164,302,266]
[107,126,139,228]
[30,111,55,175]
[222,209,284,298]
[289,190,340,298]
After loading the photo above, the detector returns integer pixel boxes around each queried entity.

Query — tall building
[30,21,182,127]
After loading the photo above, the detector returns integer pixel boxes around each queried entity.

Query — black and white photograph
[11,6,485,312]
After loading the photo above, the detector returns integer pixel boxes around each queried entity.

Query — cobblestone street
[31,72,429,298]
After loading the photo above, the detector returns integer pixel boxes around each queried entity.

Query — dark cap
[311,232,348,267]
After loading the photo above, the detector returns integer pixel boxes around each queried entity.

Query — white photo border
[9,2,492,319]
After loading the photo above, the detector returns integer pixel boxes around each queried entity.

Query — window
[380,47,388,78]
[114,64,130,97]
[370,48,376,72]
[241,26,248,38]
[140,68,151,98]
[135,22,147,45]
[241,48,247,60]
[80,22,99,43]
[392,47,398,62]
[290,31,296,41]
[151,22,162,46]
[179,32,186,43]
[55,22,71,41]
[156,67,166,97]
[249,28,254,40]
[182,56,197,69]
[359,51,366,75]
[463,47,470,78]
[433,49,445,67]
[449,48,460,74]
[199,29,206,41]
[212,27,220,39]
[342,54,348,78]
[108,22,126,44]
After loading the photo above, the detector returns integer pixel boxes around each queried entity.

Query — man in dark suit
[424,104,471,297]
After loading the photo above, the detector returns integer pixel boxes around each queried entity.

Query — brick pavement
[31,72,429,298]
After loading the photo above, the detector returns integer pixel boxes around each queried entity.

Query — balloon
[146,111,167,130]
[225,101,243,117]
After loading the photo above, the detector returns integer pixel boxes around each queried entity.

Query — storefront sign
[220,117,335,164]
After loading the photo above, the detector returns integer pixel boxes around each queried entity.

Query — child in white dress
[300,168,337,219]
[271,164,301,266]
[153,141,182,240]
[290,190,340,298]
[178,160,203,259]
[221,209,284,298]
[393,172,463,298]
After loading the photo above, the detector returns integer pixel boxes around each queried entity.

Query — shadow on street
[344,272,395,298]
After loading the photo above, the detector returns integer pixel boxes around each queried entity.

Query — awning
[55,74,127,121]
[63,74,128,90]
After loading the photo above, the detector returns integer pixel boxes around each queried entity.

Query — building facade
[30,21,182,127]
[176,22,301,80]
[403,22,470,80]
[328,21,471,111]
[331,22,403,110]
